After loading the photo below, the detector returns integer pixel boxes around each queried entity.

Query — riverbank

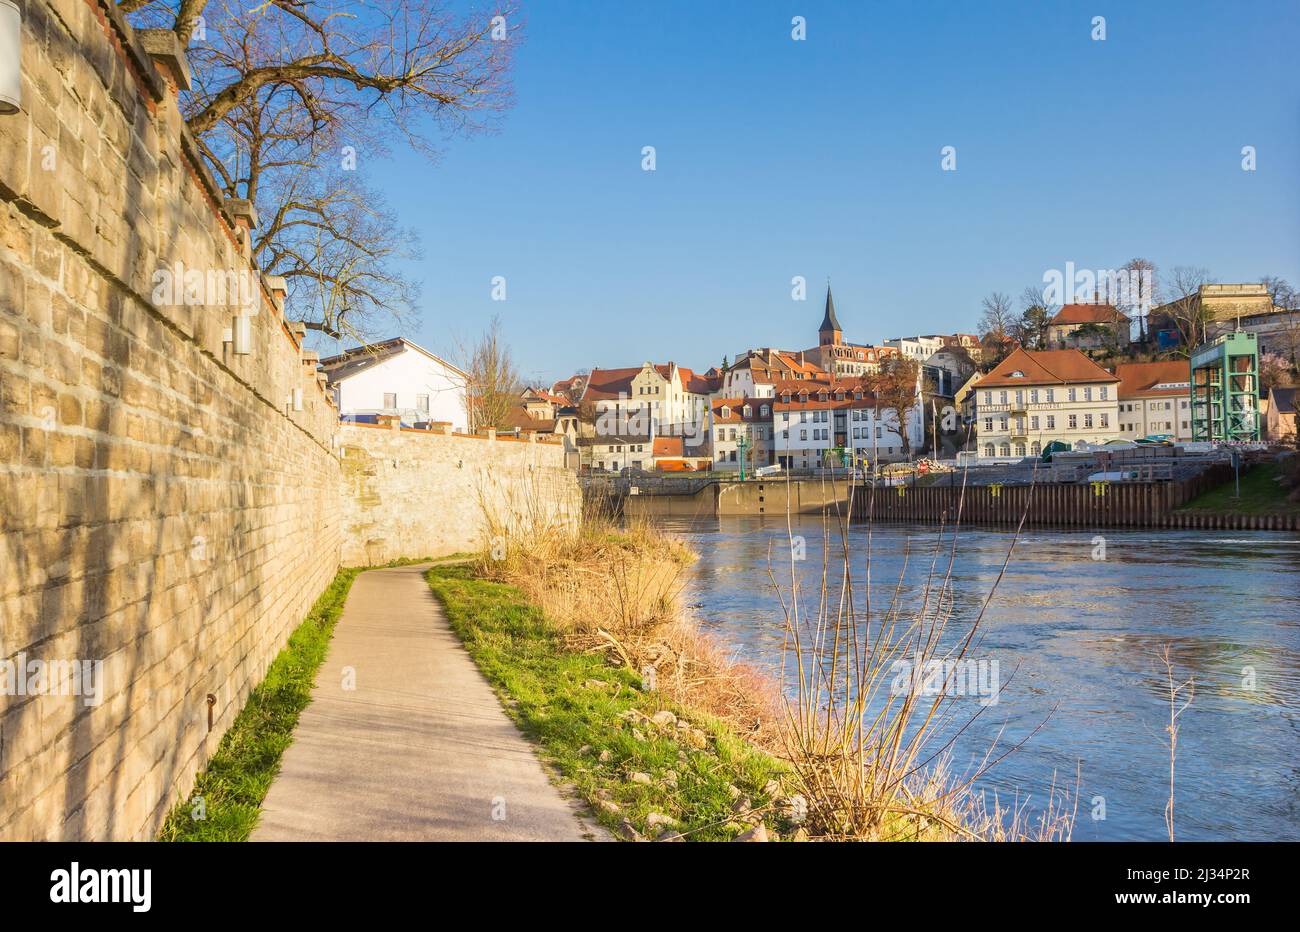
[444,510,1077,841]
[426,565,795,841]
[661,515,1300,840]
[1176,461,1300,516]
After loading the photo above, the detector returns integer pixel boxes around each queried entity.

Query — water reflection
[661,515,1300,841]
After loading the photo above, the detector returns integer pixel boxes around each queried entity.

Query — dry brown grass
[474,469,1074,841]
[769,469,1076,841]
[475,482,784,747]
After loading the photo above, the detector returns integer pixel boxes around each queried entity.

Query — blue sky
[366,0,1300,385]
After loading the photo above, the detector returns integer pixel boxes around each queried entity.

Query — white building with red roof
[709,397,776,471]
[1046,302,1131,350]
[1113,360,1193,441]
[973,348,1122,457]
[771,378,923,468]
[720,348,827,397]
[582,361,713,451]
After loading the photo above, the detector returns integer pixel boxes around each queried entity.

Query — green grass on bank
[425,564,792,841]
[158,567,363,841]
[1178,462,1300,516]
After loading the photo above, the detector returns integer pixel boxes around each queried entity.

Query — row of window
[719,404,769,418]
[382,392,431,412]
[984,442,1043,457]
[982,413,1110,432]
[1121,400,1190,412]
[1121,421,1188,432]
[715,427,768,441]
[982,386,1109,405]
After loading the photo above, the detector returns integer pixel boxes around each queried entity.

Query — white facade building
[973,348,1122,457]
[1114,361,1194,441]
[319,337,469,430]
[710,398,775,470]
[772,382,923,468]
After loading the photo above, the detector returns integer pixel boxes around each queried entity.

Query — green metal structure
[1189,332,1260,442]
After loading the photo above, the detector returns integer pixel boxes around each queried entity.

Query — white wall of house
[974,382,1122,457]
[774,404,922,467]
[1119,395,1193,441]
[720,367,776,399]
[333,345,468,430]
[884,336,944,363]
[595,364,709,435]
[710,402,775,470]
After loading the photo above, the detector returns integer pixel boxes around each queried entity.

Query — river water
[659,516,1300,841]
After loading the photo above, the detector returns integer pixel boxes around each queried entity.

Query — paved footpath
[253,563,602,841]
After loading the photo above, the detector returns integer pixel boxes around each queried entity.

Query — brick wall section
[0,0,341,839]
[338,424,581,565]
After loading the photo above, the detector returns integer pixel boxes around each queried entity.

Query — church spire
[819,283,842,345]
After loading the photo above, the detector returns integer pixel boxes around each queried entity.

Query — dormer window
[1010,370,1024,378]
[743,404,752,417]
[760,404,769,417]
[720,405,731,418]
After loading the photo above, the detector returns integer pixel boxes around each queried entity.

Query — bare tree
[979,291,1015,341]
[1164,266,1215,354]
[1260,275,1297,311]
[1156,646,1193,843]
[121,0,515,338]
[1014,285,1055,349]
[255,165,421,340]
[1114,257,1159,343]
[871,357,921,460]
[461,316,521,432]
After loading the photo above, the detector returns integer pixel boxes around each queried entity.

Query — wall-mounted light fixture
[0,0,21,115]
[223,314,251,355]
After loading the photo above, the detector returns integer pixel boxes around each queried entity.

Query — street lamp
[0,0,20,115]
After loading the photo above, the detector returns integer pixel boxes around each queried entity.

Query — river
[659,516,1300,841]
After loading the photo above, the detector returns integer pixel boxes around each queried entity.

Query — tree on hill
[1013,285,1055,349]
[1164,267,1216,355]
[978,291,1016,342]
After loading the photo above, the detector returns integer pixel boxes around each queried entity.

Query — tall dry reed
[769,466,1076,840]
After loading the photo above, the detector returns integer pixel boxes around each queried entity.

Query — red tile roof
[1113,361,1191,399]
[1050,303,1130,326]
[582,367,641,401]
[652,436,685,458]
[771,376,881,411]
[710,398,771,422]
[979,348,1120,387]
[584,363,714,401]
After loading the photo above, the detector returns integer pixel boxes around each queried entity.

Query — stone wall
[338,424,580,565]
[0,0,341,839]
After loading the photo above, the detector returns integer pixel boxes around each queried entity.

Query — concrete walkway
[252,563,600,841]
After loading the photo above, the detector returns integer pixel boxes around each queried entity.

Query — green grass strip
[158,567,363,841]
[1178,462,1300,515]
[425,564,791,841]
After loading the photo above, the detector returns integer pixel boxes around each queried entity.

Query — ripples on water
[662,516,1300,841]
